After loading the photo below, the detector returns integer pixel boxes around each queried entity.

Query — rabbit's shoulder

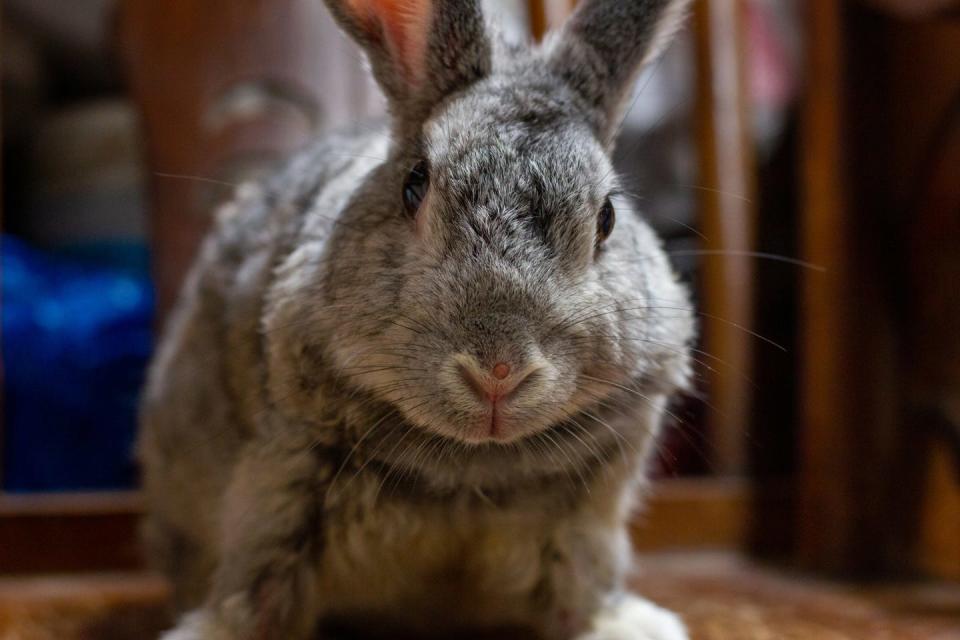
[169,121,389,348]
[211,123,390,273]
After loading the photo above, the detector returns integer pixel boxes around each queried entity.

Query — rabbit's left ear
[547,0,692,146]
[324,0,491,125]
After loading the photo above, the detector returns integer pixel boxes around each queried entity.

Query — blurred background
[1,0,800,490]
[0,0,958,633]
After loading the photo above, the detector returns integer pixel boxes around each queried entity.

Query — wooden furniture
[798,0,960,579]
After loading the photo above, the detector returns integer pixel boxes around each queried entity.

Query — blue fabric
[2,235,154,491]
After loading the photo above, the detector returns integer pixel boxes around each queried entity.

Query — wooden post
[796,0,960,577]
[692,0,757,474]
[796,0,861,572]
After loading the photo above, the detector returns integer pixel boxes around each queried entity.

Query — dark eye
[597,197,616,243]
[402,160,430,218]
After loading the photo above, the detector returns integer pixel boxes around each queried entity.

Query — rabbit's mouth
[362,395,637,494]
[462,409,528,445]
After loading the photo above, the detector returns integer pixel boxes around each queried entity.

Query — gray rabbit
[140,1,695,638]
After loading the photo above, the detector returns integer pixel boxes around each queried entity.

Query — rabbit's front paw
[577,594,688,640]
[160,610,235,640]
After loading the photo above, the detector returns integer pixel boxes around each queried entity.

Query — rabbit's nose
[458,360,534,404]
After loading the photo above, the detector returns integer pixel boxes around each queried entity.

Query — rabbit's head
[268,0,694,456]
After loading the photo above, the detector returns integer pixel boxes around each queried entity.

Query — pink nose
[459,362,527,402]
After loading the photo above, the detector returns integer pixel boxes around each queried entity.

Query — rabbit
[139,0,696,638]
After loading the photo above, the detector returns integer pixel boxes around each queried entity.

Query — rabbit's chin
[449,415,539,446]
[407,404,568,448]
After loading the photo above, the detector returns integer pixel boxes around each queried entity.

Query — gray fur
[141,1,695,638]
[546,0,693,145]
[322,0,492,130]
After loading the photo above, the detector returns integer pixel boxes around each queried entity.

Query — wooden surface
[0,494,143,574]
[633,479,751,552]
[641,553,960,640]
[917,448,960,582]
[0,480,754,574]
[2,554,958,640]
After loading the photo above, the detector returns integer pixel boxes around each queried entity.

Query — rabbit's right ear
[547,0,692,147]
[323,0,491,126]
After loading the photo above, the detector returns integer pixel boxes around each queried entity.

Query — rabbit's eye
[597,197,616,243]
[402,160,430,217]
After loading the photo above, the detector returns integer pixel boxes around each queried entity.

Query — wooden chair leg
[692,0,757,475]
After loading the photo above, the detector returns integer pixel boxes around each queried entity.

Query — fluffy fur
[139,1,695,638]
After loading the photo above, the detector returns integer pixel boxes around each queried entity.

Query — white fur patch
[578,594,689,640]
[161,611,234,640]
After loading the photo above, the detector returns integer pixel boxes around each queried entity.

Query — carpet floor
[1,554,958,639]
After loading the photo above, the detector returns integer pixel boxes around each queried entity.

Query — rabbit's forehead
[424,94,613,204]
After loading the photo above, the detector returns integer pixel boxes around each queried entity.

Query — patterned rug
[1,554,958,639]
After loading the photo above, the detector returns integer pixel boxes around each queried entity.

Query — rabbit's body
[139,128,388,609]
[143,2,695,638]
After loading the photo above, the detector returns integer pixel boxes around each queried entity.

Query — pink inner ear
[347,0,433,87]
